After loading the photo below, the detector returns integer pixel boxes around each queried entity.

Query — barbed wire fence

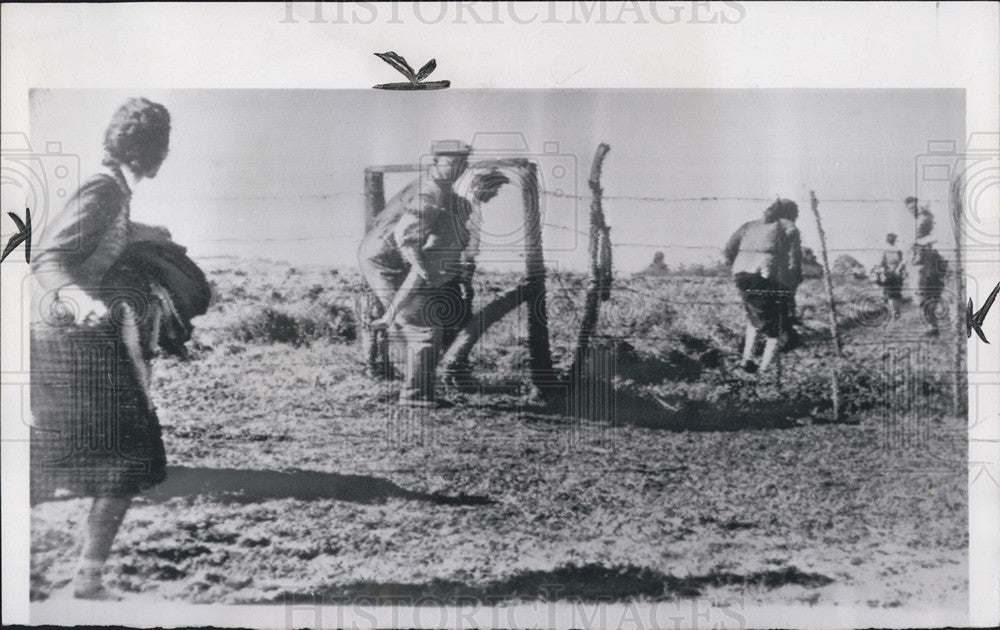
[541,187,961,425]
[175,183,961,419]
[181,189,945,252]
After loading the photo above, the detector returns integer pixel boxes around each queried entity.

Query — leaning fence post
[440,282,530,380]
[810,190,843,420]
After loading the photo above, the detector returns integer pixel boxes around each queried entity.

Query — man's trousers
[360,259,442,402]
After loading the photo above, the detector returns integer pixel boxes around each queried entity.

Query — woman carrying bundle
[30,98,209,599]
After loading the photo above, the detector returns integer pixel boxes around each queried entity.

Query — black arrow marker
[1,208,31,264]
[967,281,1000,343]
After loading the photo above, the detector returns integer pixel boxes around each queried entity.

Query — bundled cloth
[112,239,212,357]
[30,240,210,503]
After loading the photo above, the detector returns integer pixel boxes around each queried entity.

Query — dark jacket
[910,241,947,291]
[32,168,133,295]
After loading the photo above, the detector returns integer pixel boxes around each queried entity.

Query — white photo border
[2,2,998,627]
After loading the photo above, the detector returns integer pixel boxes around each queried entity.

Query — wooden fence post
[570,143,612,382]
[364,169,385,231]
[810,190,843,420]
[362,168,391,378]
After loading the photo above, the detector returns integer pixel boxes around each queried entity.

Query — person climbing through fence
[723,198,802,373]
[873,232,907,319]
[30,98,210,600]
[437,166,511,350]
[358,140,507,407]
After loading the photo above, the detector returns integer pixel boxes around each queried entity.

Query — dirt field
[30,258,967,610]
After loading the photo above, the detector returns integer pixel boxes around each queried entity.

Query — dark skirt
[30,321,166,504]
[734,273,790,338]
[882,275,904,300]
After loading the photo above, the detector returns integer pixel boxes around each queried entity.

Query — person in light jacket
[873,232,907,319]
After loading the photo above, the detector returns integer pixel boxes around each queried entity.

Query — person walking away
[873,232,906,319]
[911,233,947,336]
[724,199,802,373]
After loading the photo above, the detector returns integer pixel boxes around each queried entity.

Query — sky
[27,89,964,272]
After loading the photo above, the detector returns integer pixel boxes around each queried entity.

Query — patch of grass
[223,303,356,346]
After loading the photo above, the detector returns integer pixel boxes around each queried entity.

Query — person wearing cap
[909,209,947,336]
[439,166,511,349]
[358,140,507,407]
[873,232,906,319]
[723,198,802,373]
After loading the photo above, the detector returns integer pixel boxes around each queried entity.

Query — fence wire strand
[172,187,931,249]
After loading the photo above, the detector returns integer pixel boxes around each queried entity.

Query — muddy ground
[30,258,967,610]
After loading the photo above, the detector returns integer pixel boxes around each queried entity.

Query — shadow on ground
[447,335,835,431]
[505,383,819,433]
[136,466,494,506]
[264,562,834,604]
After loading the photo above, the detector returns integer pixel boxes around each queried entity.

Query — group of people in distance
[870,197,948,334]
[724,194,949,379]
